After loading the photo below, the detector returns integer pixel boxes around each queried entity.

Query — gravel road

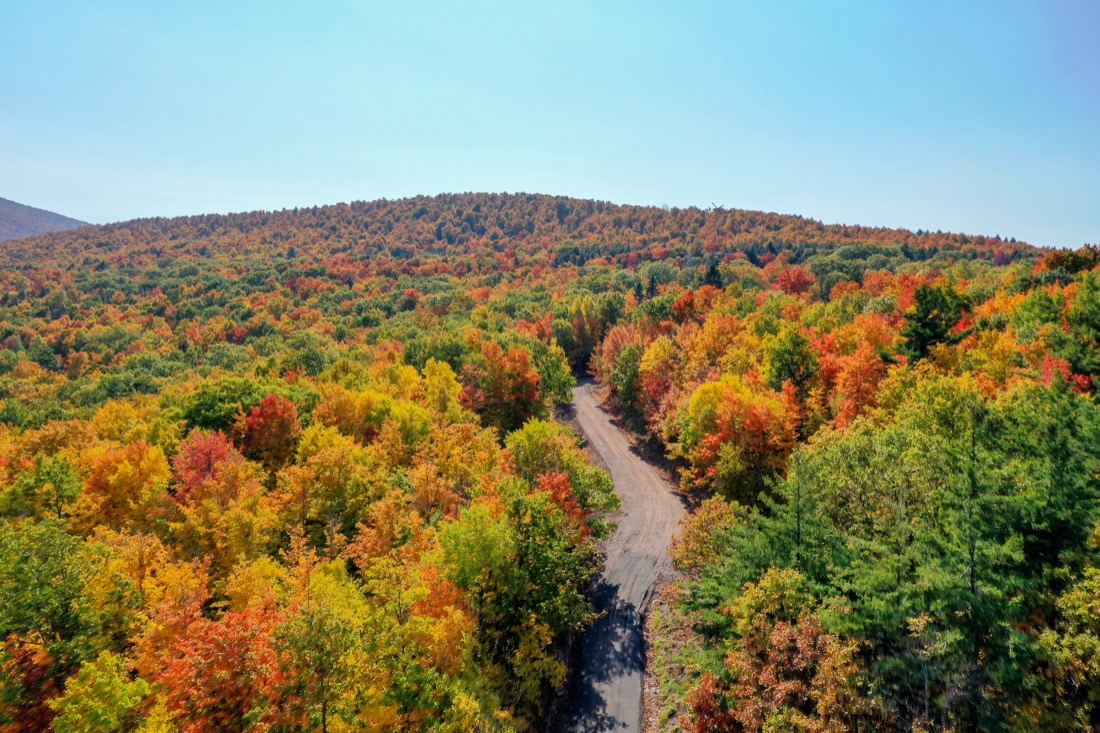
[562,380,687,732]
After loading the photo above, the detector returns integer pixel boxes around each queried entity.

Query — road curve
[563,380,687,733]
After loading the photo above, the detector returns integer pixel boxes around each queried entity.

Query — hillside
[0,192,1035,271]
[1,192,1098,732]
[0,196,86,241]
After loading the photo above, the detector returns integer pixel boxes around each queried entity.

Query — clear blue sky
[2,0,1097,247]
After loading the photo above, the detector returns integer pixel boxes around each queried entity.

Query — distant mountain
[0,192,1037,272]
[0,197,86,240]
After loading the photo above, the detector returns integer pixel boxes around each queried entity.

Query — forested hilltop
[2,192,1032,271]
[0,191,1098,732]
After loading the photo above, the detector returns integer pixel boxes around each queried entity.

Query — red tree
[232,394,301,473]
[154,606,283,733]
[772,266,815,295]
[173,429,243,504]
[468,342,542,433]
[835,343,887,428]
[537,471,589,536]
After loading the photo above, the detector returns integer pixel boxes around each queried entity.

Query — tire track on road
[563,380,687,733]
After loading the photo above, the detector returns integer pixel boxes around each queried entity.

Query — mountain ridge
[0,192,1041,270]
[0,197,87,241]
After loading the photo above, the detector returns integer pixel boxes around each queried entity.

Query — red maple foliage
[232,394,301,473]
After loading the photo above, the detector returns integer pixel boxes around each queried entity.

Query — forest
[0,192,1097,732]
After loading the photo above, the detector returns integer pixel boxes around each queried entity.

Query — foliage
[0,193,1093,730]
[505,419,619,537]
[49,651,150,733]
[1,454,81,520]
[678,380,1100,731]
[901,283,971,360]
[0,520,111,728]
[674,375,795,502]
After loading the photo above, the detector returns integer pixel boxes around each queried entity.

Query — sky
[1,0,1097,248]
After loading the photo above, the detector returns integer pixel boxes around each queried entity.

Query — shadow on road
[555,375,688,732]
[564,579,644,732]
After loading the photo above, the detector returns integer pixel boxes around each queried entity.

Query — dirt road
[562,380,687,732]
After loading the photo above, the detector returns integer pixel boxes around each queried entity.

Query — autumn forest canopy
[0,192,1099,732]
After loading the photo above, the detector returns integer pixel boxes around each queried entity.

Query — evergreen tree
[901,284,970,360]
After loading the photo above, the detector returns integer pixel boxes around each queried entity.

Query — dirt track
[562,380,687,732]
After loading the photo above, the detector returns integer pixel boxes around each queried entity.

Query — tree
[693,377,1100,730]
[274,562,369,733]
[834,343,886,428]
[505,419,618,537]
[71,441,170,534]
[637,336,679,429]
[231,393,301,475]
[473,341,543,435]
[901,284,970,360]
[1040,567,1100,727]
[513,338,575,405]
[505,489,600,637]
[703,262,724,288]
[1,454,81,519]
[421,357,466,421]
[686,673,737,733]
[772,265,815,295]
[181,378,267,432]
[277,424,381,545]
[763,324,818,398]
[172,456,279,577]
[153,606,281,733]
[438,490,599,723]
[609,342,644,409]
[49,651,150,733]
[670,497,744,574]
[718,569,868,732]
[171,429,243,505]
[0,520,105,722]
[675,375,795,502]
[1039,243,1100,274]
[1066,269,1100,375]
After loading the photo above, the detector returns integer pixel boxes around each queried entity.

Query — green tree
[1066,269,1100,375]
[1,454,81,520]
[763,323,817,397]
[609,342,643,408]
[275,564,367,733]
[49,651,149,733]
[501,336,574,404]
[684,377,1100,730]
[702,262,723,288]
[0,521,104,694]
[181,378,268,432]
[505,490,600,637]
[901,284,970,360]
[505,420,618,537]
